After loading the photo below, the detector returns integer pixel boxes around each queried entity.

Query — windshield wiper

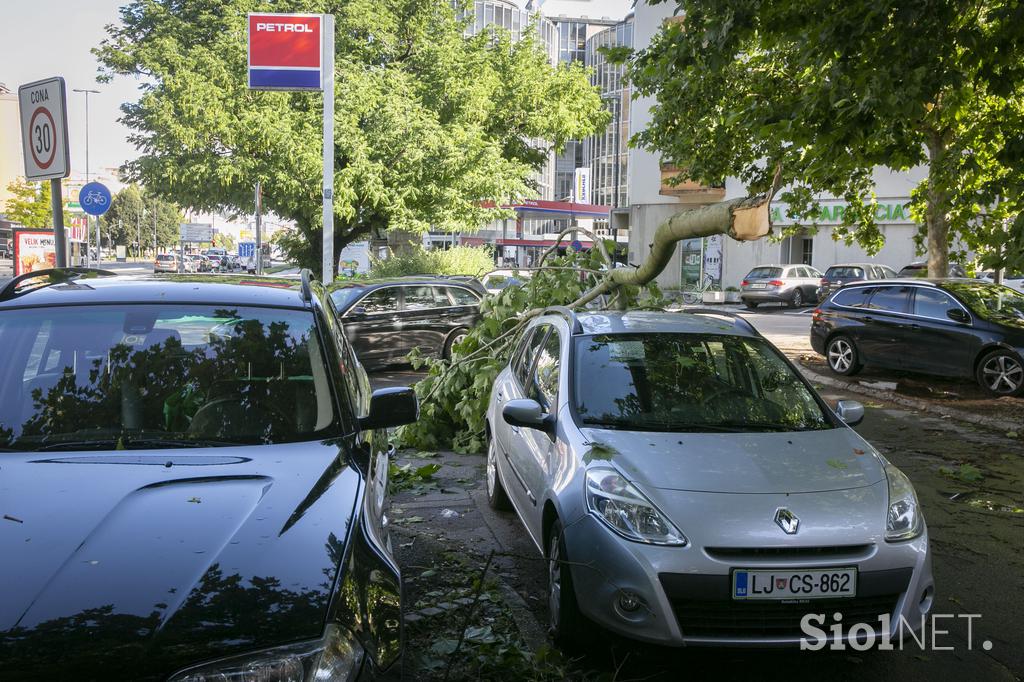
[34,437,235,452]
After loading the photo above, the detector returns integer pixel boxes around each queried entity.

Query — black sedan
[811,278,1024,396]
[328,277,483,370]
[0,269,416,680]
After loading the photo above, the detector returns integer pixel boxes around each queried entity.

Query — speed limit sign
[18,77,70,180]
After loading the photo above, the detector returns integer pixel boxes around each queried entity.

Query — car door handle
[496,391,504,403]
[511,426,520,434]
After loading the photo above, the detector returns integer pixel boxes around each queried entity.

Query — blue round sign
[79,182,112,216]
[570,239,584,252]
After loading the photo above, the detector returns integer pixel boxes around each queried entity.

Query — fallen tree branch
[538,225,611,267]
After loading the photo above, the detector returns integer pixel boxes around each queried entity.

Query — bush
[398,246,661,453]
[368,245,495,279]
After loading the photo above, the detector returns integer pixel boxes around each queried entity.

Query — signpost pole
[50,179,67,267]
[322,13,335,284]
[255,181,262,275]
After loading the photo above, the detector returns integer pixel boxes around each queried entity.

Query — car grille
[705,544,874,562]
[668,594,900,638]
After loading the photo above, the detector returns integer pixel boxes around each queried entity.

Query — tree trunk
[925,132,951,278]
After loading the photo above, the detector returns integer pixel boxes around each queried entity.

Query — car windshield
[746,267,782,279]
[941,282,1024,326]
[0,305,344,451]
[825,267,864,279]
[573,333,833,433]
[330,286,367,311]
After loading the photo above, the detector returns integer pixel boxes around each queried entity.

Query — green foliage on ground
[368,245,495,279]
[399,247,661,453]
[626,0,1024,275]
[94,0,608,271]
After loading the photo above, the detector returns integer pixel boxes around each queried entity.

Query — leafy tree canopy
[99,185,184,250]
[3,178,74,228]
[95,0,607,270]
[627,0,1024,275]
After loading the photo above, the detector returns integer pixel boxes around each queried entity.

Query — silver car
[741,264,823,309]
[486,309,933,647]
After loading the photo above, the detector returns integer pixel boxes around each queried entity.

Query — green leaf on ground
[939,464,984,483]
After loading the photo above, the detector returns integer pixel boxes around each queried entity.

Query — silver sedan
[486,309,933,647]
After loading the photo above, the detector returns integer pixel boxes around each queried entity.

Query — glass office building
[584,14,633,209]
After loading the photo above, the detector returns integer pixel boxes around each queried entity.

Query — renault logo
[775,508,799,535]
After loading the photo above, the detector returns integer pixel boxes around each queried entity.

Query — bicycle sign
[79,182,112,217]
[18,77,70,181]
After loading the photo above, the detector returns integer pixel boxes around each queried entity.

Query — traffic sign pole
[322,13,335,284]
[50,179,67,267]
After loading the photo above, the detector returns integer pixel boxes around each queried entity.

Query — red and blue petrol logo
[248,13,322,91]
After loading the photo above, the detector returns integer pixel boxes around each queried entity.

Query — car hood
[580,427,884,494]
[0,440,361,680]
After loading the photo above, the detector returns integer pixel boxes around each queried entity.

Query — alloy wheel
[548,534,562,630]
[792,289,803,307]
[829,339,853,373]
[981,354,1024,394]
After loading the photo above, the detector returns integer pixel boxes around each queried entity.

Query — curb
[796,363,1019,434]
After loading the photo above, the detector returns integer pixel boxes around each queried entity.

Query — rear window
[825,267,864,280]
[156,255,174,261]
[746,267,782,279]
[0,305,346,450]
[831,287,874,307]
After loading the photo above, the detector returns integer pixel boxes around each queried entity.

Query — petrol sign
[248,13,323,90]
[18,77,70,181]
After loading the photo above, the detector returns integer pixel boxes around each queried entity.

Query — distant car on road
[812,279,1024,396]
[897,261,967,278]
[153,253,177,273]
[740,264,824,309]
[0,267,413,680]
[976,270,1024,294]
[482,269,532,295]
[328,277,483,370]
[487,308,932,646]
[816,263,898,302]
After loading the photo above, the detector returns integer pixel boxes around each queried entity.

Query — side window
[359,288,399,314]
[403,285,442,311]
[867,286,912,313]
[881,265,899,279]
[513,325,548,386]
[446,286,481,306]
[832,287,874,308]
[796,267,810,278]
[913,288,959,319]
[531,330,561,408]
[23,320,53,381]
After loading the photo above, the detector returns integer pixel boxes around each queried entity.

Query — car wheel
[976,350,1024,397]
[790,288,804,308]
[485,435,511,511]
[547,518,587,644]
[744,301,759,310]
[444,328,469,361]
[826,335,862,376]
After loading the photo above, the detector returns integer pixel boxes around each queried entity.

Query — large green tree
[95,0,607,270]
[99,185,183,252]
[628,1,1024,276]
[3,178,74,228]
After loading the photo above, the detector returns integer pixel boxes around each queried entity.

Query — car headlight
[169,624,363,682]
[585,468,687,546]
[881,457,923,542]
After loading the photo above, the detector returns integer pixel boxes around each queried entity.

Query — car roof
[540,310,760,338]
[0,273,308,309]
[328,276,481,292]
[837,277,980,289]
[825,263,880,268]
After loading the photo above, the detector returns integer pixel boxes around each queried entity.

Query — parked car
[740,264,824,309]
[328,277,483,370]
[207,254,224,270]
[976,270,1024,294]
[482,269,533,295]
[0,267,413,679]
[181,255,199,273]
[486,308,933,646]
[816,263,898,302]
[812,279,1024,396]
[193,254,213,272]
[897,261,967,278]
[153,253,178,273]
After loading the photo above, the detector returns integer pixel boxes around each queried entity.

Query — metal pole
[321,14,335,283]
[51,179,68,267]
[153,206,157,256]
[136,212,141,261]
[255,181,263,275]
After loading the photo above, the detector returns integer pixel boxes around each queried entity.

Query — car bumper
[741,289,788,303]
[563,514,933,647]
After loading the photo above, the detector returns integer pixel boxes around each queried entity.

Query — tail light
[812,308,822,322]
[768,279,785,287]
[820,278,828,286]
[741,280,749,287]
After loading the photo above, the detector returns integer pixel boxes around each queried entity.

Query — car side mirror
[502,399,555,435]
[946,308,969,324]
[835,400,865,426]
[359,387,419,431]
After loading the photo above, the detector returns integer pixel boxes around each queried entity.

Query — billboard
[573,168,590,204]
[248,14,323,90]
[13,229,57,276]
[338,241,369,276]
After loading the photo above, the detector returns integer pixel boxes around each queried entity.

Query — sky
[1,0,142,183]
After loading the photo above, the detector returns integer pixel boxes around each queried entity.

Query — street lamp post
[602,94,623,261]
[73,88,100,265]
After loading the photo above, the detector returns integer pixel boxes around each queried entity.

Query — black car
[0,268,416,680]
[811,278,1024,396]
[328,277,483,370]
[816,262,898,302]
